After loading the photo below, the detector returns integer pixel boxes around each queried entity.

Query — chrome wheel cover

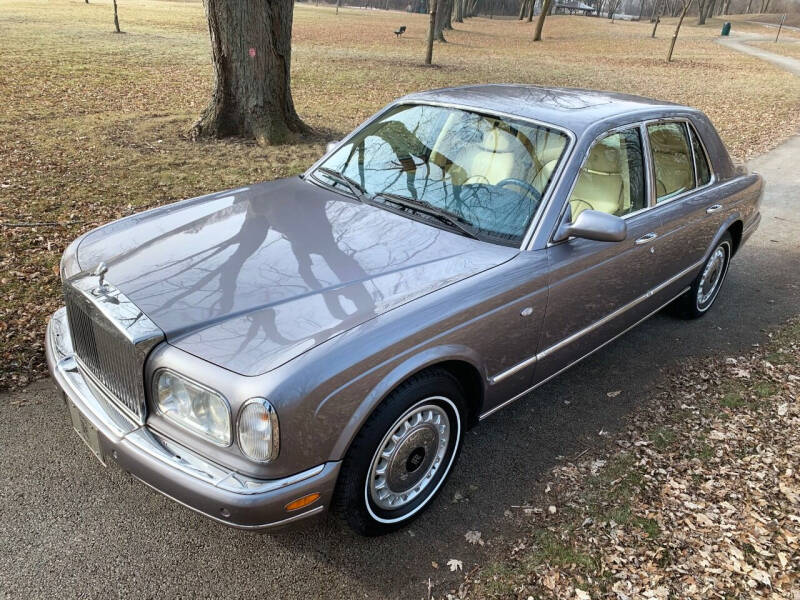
[697,243,729,310]
[367,401,451,511]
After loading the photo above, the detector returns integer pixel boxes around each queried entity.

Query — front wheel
[672,233,732,319]
[333,369,465,536]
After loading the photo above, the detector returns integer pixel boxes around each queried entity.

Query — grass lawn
[1,0,799,390]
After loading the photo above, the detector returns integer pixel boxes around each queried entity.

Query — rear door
[643,119,722,303]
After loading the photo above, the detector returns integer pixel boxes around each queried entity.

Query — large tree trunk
[425,0,437,63]
[518,0,528,19]
[443,0,453,29]
[434,0,448,40]
[533,0,552,40]
[697,0,707,24]
[191,0,306,145]
[667,0,692,62]
[704,0,716,20]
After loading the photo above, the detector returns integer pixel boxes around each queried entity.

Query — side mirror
[554,209,627,243]
[325,140,340,154]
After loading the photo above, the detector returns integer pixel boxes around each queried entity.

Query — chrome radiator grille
[63,283,161,422]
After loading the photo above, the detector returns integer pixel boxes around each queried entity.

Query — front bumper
[46,307,340,530]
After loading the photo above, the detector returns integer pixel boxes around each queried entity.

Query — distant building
[554,1,595,14]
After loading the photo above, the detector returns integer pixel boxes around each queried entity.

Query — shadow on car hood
[76,177,517,375]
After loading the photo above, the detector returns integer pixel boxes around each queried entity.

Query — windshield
[313,104,570,246]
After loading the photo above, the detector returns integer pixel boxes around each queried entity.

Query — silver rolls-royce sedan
[46,85,762,535]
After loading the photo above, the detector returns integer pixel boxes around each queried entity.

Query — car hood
[75,177,517,375]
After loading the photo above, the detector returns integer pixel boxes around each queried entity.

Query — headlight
[154,370,231,445]
[237,398,279,462]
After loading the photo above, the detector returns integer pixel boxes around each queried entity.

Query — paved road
[718,31,800,76]
[2,100,799,600]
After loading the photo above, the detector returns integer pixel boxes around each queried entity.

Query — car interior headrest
[585,142,621,175]
[480,128,515,153]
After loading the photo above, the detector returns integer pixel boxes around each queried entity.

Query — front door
[535,125,667,384]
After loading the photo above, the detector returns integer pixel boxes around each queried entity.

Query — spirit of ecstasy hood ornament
[92,262,110,294]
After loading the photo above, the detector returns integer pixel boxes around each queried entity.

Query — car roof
[400,84,695,135]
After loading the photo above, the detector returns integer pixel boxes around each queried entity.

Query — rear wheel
[672,233,732,319]
[333,369,465,536]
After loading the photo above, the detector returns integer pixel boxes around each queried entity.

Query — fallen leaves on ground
[466,318,800,599]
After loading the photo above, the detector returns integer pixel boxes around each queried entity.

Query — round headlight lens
[155,370,231,446]
[237,399,279,462]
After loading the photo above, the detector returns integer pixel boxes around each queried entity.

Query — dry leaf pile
[467,320,800,599]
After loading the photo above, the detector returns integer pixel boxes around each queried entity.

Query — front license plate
[68,398,106,466]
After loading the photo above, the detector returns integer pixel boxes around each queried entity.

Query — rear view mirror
[554,209,627,243]
[325,140,340,154]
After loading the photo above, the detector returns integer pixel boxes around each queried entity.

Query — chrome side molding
[487,258,704,386]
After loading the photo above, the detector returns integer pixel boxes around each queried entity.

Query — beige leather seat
[568,141,624,219]
[464,128,517,185]
[649,127,694,199]
[531,134,568,193]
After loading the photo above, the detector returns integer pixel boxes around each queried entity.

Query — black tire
[671,232,732,319]
[332,368,466,536]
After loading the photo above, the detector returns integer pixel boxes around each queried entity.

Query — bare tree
[527,0,535,22]
[667,0,693,62]
[519,0,529,19]
[191,0,306,145]
[533,0,553,41]
[425,0,437,64]
[651,0,663,34]
[112,0,121,33]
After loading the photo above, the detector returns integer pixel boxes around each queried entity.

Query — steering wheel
[496,178,541,201]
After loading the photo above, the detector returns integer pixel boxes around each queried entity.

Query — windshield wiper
[373,192,481,241]
[315,167,370,203]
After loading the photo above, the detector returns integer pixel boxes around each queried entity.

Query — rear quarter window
[689,126,712,187]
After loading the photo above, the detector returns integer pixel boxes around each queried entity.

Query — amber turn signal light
[284,492,321,512]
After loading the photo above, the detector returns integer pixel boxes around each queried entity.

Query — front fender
[323,344,486,461]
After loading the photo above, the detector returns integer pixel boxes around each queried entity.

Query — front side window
[567,128,646,220]
[648,122,695,202]
[313,104,569,246]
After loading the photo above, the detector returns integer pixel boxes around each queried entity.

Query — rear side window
[647,122,695,202]
[689,126,712,187]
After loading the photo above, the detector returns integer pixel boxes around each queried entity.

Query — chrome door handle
[706,204,723,214]
[635,232,658,245]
